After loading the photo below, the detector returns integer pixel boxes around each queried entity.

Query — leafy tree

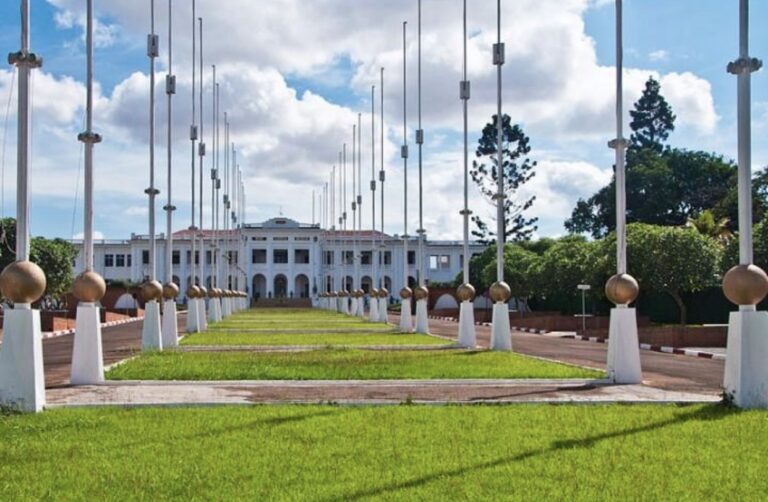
[686,210,733,245]
[566,149,741,237]
[0,217,77,305]
[629,76,676,154]
[530,235,600,300]
[600,223,721,325]
[480,245,540,311]
[723,213,768,273]
[470,114,538,243]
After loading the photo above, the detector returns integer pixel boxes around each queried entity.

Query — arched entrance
[383,276,392,292]
[344,275,354,292]
[295,274,310,298]
[252,274,267,300]
[274,274,288,298]
[361,276,372,293]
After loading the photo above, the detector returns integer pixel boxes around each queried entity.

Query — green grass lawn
[0,404,765,500]
[206,308,393,332]
[181,331,449,346]
[107,349,603,380]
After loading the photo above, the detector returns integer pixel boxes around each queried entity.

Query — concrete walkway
[46,379,719,407]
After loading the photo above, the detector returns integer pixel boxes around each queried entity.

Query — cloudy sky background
[0,0,766,241]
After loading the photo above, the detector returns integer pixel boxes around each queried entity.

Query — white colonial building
[71,217,485,303]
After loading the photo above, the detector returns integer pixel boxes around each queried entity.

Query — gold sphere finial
[0,260,47,304]
[413,285,429,301]
[72,270,106,302]
[399,287,413,299]
[489,281,512,303]
[379,287,389,299]
[188,285,200,299]
[141,280,163,302]
[723,264,768,306]
[605,273,639,305]
[162,282,180,300]
[456,283,476,302]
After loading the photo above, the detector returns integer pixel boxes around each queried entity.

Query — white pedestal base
[208,298,222,323]
[186,298,200,333]
[161,300,179,348]
[198,299,208,331]
[724,309,768,408]
[71,303,104,385]
[222,298,231,318]
[415,299,429,334]
[379,296,388,323]
[142,300,163,351]
[399,298,413,333]
[369,297,379,322]
[490,302,512,351]
[0,305,45,412]
[350,298,358,317]
[340,297,349,315]
[458,301,476,348]
[606,307,642,384]
[356,298,366,318]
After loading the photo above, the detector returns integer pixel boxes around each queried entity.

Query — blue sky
[0,0,766,241]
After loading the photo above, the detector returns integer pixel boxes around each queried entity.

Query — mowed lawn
[181,331,450,346]
[0,404,765,500]
[206,308,394,332]
[107,349,603,380]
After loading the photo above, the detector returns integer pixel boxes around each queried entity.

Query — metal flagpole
[399,21,413,332]
[187,0,199,329]
[414,0,430,333]
[456,0,476,347]
[378,67,388,322]
[369,84,379,321]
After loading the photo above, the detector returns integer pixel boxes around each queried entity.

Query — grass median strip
[0,404,764,500]
[181,331,449,346]
[106,349,603,381]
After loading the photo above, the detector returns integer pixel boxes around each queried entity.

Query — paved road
[405,315,724,395]
[43,313,188,388]
[43,310,723,397]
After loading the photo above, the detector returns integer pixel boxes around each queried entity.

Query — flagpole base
[161,300,179,348]
[369,297,380,322]
[399,298,413,333]
[490,302,512,351]
[724,309,768,408]
[415,298,429,333]
[141,300,163,351]
[0,305,45,412]
[71,303,104,385]
[606,307,642,384]
[458,301,476,348]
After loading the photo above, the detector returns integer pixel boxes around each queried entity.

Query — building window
[252,249,267,264]
[127,254,132,267]
[407,251,416,265]
[172,250,180,265]
[361,251,372,265]
[324,251,334,265]
[142,250,149,265]
[273,249,288,264]
[104,254,114,267]
[295,237,310,242]
[186,250,199,265]
[228,251,238,264]
[273,237,289,241]
[252,236,267,241]
[206,250,216,265]
[431,255,450,270]
[343,251,353,265]
[116,254,125,267]
[294,249,310,264]
[382,251,392,265]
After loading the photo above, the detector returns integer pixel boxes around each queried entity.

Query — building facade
[71,217,485,303]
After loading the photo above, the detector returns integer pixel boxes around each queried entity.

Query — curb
[42,316,145,340]
[426,314,726,361]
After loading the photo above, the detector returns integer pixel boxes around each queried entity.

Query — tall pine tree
[629,76,676,153]
[470,114,538,244]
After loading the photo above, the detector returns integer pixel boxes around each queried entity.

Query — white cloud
[73,230,104,239]
[648,49,670,62]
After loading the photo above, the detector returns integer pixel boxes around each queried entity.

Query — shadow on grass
[330,404,734,501]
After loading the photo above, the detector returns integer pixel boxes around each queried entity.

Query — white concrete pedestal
[399,298,413,333]
[187,299,200,333]
[356,298,366,318]
[222,297,231,318]
[142,300,163,350]
[208,298,222,323]
[415,299,429,334]
[490,302,512,351]
[161,300,178,348]
[606,306,642,384]
[340,297,349,315]
[71,303,104,385]
[379,296,388,323]
[350,298,358,317]
[458,301,476,348]
[0,305,45,412]
[724,309,768,408]
[198,299,208,330]
[369,297,379,322]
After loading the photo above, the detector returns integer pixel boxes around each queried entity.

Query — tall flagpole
[186,0,201,331]
[456,0,476,347]
[70,0,106,385]
[357,112,363,316]
[160,0,179,346]
[414,0,430,333]
[378,67,388,321]
[197,17,208,330]
[141,0,163,350]
[605,0,642,384]
[398,21,413,333]
[489,0,512,350]
[369,84,379,321]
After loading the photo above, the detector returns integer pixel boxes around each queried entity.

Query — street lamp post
[577,284,591,335]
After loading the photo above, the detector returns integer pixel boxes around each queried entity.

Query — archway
[344,275,354,292]
[274,274,288,298]
[252,274,267,299]
[383,276,392,292]
[294,274,310,298]
[361,276,372,293]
